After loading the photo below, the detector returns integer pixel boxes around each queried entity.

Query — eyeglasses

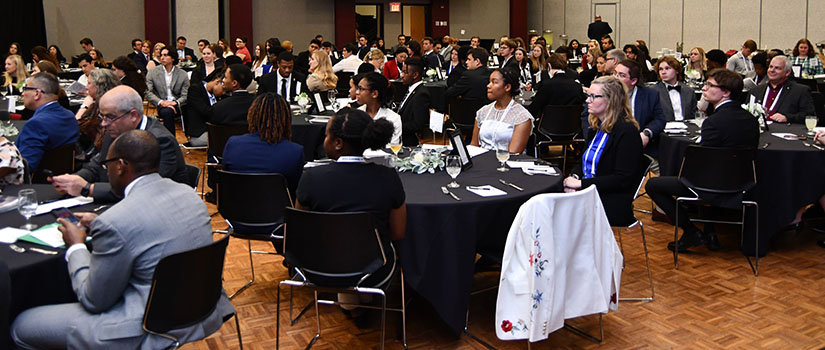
[98,110,132,122]
[101,157,126,170]
[21,86,41,93]
[703,81,722,89]
[586,93,605,100]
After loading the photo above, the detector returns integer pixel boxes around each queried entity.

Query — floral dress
[0,136,24,186]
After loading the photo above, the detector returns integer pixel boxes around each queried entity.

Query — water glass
[445,155,461,188]
[805,115,818,135]
[17,189,38,230]
[495,148,510,172]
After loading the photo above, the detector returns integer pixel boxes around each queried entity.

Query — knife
[441,186,461,201]
[499,179,524,191]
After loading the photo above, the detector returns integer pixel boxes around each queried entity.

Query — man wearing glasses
[603,49,625,75]
[50,85,187,203]
[14,73,79,172]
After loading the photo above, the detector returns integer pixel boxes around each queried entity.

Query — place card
[429,110,444,133]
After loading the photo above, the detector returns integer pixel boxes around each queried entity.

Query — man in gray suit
[145,47,190,135]
[50,86,188,203]
[652,55,698,121]
[12,130,235,349]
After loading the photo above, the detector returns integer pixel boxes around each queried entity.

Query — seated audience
[446,46,470,87]
[578,50,601,87]
[726,40,756,76]
[295,39,321,76]
[15,72,79,172]
[127,38,147,74]
[333,43,362,74]
[111,56,147,99]
[445,47,492,101]
[685,47,707,81]
[514,47,532,86]
[383,47,407,80]
[306,50,337,92]
[529,44,548,76]
[190,44,225,84]
[175,36,196,63]
[32,61,70,109]
[12,129,233,349]
[790,38,825,77]
[145,47,190,135]
[251,42,268,77]
[0,134,24,187]
[76,53,96,87]
[89,48,107,69]
[398,58,432,146]
[563,75,642,225]
[356,73,403,146]
[421,36,443,69]
[235,37,252,65]
[31,46,61,71]
[75,69,121,162]
[218,38,234,58]
[528,54,586,118]
[49,45,67,64]
[705,49,728,72]
[145,41,162,71]
[470,68,533,153]
[212,64,256,126]
[182,72,221,149]
[749,55,815,123]
[2,54,28,95]
[603,49,625,75]
[360,49,385,74]
[653,55,698,121]
[258,51,308,102]
[613,59,666,156]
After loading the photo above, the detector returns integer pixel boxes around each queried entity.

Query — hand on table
[815,130,825,145]
[57,218,87,246]
[770,113,788,123]
[49,174,89,197]
[563,176,582,193]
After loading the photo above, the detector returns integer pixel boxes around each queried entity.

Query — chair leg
[276,284,282,349]
[400,269,408,350]
[741,202,759,276]
[674,203,680,269]
[309,291,321,348]
[563,313,603,343]
[234,313,243,350]
[380,293,387,350]
[619,222,654,302]
[463,308,496,350]
[229,241,255,299]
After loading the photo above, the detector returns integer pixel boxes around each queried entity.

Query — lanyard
[337,156,365,163]
[762,84,783,114]
[584,131,608,178]
[485,99,516,122]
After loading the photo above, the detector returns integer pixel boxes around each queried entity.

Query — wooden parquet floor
[171,125,825,349]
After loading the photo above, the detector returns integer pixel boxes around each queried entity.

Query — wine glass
[17,189,38,230]
[445,155,461,188]
[297,96,309,114]
[805,115,818,136]
[390,141,403,157]
[495,147,510,172]
[328,89,338,111]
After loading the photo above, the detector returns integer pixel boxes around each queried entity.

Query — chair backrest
[539,104,584,140]
[811,91,825,125]
[183,164,201,189]
[633,154,654,200]
[143,233,229,334]
[283,207,385,279]
[216,170,292,225]
[335,72,354,97]
[33,143,75,183]
[678,145,756,194]
[448,96,487,126]
[206,123,248,160]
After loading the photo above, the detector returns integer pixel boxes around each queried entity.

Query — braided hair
[247,93,292,143]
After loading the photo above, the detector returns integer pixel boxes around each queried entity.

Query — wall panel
[177,0,218,58]
[649,0,682,54]
[43,0,144,59]
[683,0,720,53]
[450,0,509,40]
[761,0,806,51]
[719,0,759,51]
[252,0,335,52]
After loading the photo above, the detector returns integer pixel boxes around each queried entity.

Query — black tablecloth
[425,80,448,113]
[291,112,328,160]
[58,69,83,81]
[658,123,825,256]
[396,152,562,335]
[0,184,92,348]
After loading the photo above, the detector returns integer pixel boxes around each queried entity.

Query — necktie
[667,85,681,92]
[281,78,288,99]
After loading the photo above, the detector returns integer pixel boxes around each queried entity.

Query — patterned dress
[0,136,24,186]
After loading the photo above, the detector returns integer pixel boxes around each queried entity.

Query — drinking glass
[805,115,818,135]
[390,141,403,157]
[297,97,309,114]
[328,89,338,111]
[17,189,38,230]
[445,155,461,188]
[495,148,510,172]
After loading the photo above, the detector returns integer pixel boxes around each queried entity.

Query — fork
[441,186,461,201]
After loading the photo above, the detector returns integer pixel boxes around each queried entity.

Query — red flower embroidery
[529,254,534,266]
[610,293,617,304]
[501,320,513,332]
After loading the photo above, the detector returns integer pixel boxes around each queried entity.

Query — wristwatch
[642,129,652,139]
[80,183,91,197]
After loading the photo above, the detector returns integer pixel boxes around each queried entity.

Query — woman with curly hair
[306,50,338,92]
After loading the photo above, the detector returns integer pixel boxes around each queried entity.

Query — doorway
[356,4,383,43]
[402,5,430,42]
[593,3,619,44]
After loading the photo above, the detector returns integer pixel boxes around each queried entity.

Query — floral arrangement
[685,69,702,81]
[426,68,437,78]
[296,92,310,106]
[396,149,445,174]
[743,100,768,130]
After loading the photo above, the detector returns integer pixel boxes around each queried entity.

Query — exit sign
[389,2,401,12]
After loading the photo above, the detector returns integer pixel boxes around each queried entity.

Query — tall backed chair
[674,145,759,275]
[201,123,248,195]
[183,164,201,189]
[142,233,242,349]
[216,171,293,298]
[32,143,75,183]
[276,208,407,350]
[613,154,655,302]
[534,104,585,175]
[447,96,487,141]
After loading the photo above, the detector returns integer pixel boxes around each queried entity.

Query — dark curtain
[1,0,48,63]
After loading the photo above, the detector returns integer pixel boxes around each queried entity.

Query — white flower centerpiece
[396,148,446,174]
[743,100,767,132]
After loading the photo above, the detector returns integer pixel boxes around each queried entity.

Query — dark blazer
[631,85,666,156]
[189,60,225,84]
[424,51,444,70]
[222,133,305,195]
[652,81,698,121]
[75,116,188,203]
[356,46,369,60]
[500,56,519,71]
[573,118,642,226]
[528,72,586,118]
[749,79,815,123]
[577,66,599,87]
[128,51,148,74]
[446,65,466,87]
[445,67,491,101]
[398,82,432,146]
[700,101,760,149]
[14,102,79,172]
[587,20,613,41]
[120,75,147,100]
[211,91,256,126]
[295,50,311,76]
[177,47,196,62]
[257,70,308,102]
[184,80,213,137]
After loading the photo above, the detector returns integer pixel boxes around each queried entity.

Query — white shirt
[359,105,403,146]
[665,83,683,121]
[398,81,423,112]
[276,70,293,99]
[164,67,175,101]
[628,86,638,116]
[333,54,362,73]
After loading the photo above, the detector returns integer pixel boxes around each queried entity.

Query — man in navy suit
[614,59,666,157]
[127,38,148,74]
[15,72,79,172]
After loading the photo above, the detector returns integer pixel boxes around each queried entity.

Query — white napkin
[665,121,688,130]
[505,160,535,169]
[466,185,507,197]
[522,165,558,176]
[466,145,489,158]
[34,196,93,216]
[363,149,391,158]
[0,227,29,243]
[771,133,800,140]
[30,224,65,248]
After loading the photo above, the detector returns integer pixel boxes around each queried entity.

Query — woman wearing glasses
[75,69,121,162]
[563,75,642,225]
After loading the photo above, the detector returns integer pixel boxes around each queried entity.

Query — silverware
[499,179,524,191]
[93,205,109,212]
[761,142,770,149]
[441,186,461,201]
[810,142,825,150]
[467,186,491,191]
[9,244,25,253]
[30,247,58,255]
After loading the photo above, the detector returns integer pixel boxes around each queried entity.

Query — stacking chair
[534,104,585,175]
[32,143,75,183]
[201,123,248,195]
[183,164,201,190]
[276,208,407,350]
[447,96,487,142]
[613,154,655,302]
[216,171,293,298]
[142,233,243,349]
[674,145,759,275]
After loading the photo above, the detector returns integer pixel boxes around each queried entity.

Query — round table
[290,113,327,160]
[658,123,825,256]
[396,151,562,335]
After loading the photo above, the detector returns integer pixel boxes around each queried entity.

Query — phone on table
[51,207,80,226]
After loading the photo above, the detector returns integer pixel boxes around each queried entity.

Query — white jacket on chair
[495,186,623,342]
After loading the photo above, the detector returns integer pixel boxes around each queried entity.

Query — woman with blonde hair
[361,49,385,73]
[306,50,338,92]
[528,44,548,75]
[147,42,164,70]
[2,55,28,95]
[563,75,642,225]
[218,38,234,57]
[686,47,706,81]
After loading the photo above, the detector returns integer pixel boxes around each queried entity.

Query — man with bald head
[50,85,187,202]
[749,55,815,123]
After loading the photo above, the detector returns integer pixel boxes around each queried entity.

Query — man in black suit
[295,39,321,77]
[749,55,815,124]
[528,53,586,118]
[652,55,698,121]
[445,47,492,102]
[211,64,255,126]
[257,51,307,102]
[614,59,666,156]
[127,38,148,74]
[421,36,443,70]
[646,68,759,252]
[175,36,196,63]
[397,58,432,146]
[588,15,613,41]
[498,39,518,70]
[356,35,370,60]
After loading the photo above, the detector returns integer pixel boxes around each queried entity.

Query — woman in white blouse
[471,68,533,153]
[355,72,403,146]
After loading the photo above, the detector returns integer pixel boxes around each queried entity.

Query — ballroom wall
[528,0,825,54]
[42,0,144,59]
[176,0,218,49]
[251,0,336,52]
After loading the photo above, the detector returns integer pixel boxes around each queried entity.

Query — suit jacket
[653,81,698,121]
[75,117,188,202]
[295,50,311,76]
[189,60,225,84]
[445,67,491,101]
[211,91,255,126]
[573,119,642,226]
[500,56,519,71]
[587,20,613,41]
[446,65,466,88]
[63,173,234,348]
[631,85,666,156]
[528,72,586,118]
[145,65,190,107]
[700,101,760,149]
[398,82,432,146]
[184,80,214,137]
[257,70,308,102]
[177,47,196,62]
[14,101,79,172]
[748,79,815,124]
[128,51,149,74]
[357,46,369,60]
[383,59,402,80]
[424,51,443,70]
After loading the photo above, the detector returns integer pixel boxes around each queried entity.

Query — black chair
[216,170,292,299]
[534,104,585,175]
[811,91,825,126]
[32,143,75,183]
[142,233,242,349]
[276,208,407,350]
[183,164,201,189]
[447,96,487,141]
[674,145,759,275]
[201,123,248,195]
[335,72,354,98]
[21,158,31,184]
[613,154,655,302]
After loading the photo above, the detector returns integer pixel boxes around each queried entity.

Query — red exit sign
[389,2,401,12]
